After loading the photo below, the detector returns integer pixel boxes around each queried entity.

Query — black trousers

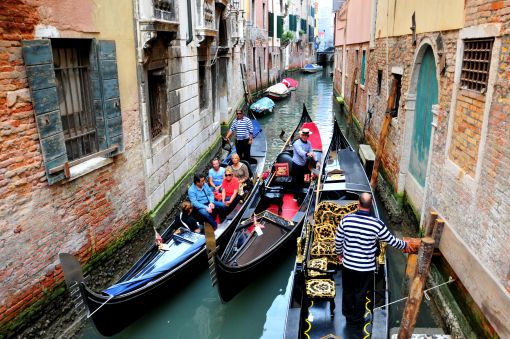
[291,162,309,198]
[342,267,373,324]
[236,139,251,161]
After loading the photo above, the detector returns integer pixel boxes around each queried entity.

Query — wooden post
[398,237,435,339]
[348,67,358,125]
[369,78,398,189]
[432,218,445,248]
[425,210,438,237]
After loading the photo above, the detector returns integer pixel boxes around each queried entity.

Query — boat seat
[259,185,284,215]
[273,151,293,186]
[305,278,336,319]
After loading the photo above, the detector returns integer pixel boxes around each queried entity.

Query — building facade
[0,0,146,332]
[333,0,510,337]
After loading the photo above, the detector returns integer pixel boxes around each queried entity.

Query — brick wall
[0,0,146,328]
[448,89,486,177]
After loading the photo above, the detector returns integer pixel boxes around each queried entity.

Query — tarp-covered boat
[302,63,324,73]
[59,112,268,337]
[282,77,299,91]
[207,104,324,303]
[250,97,275,116]
[265,83,291,100]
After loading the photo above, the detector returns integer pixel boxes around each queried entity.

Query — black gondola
[59,113,267,337]
[283,120,389,339]
[208,104,325,303]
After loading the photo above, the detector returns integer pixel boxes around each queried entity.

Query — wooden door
[409,47,438,187]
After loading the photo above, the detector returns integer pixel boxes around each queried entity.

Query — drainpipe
[186,0,193,45]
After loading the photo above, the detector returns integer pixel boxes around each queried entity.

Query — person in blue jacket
[188,173,226,229]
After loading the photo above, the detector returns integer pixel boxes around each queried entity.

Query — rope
[303,301,314,339]
[87,295,114,319]
[373,276,455,310]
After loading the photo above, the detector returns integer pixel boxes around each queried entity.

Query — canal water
[80,67,438,338]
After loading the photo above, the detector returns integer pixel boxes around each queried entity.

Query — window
[277,15,284,38]
[268,12,274,37]
[263,47,266,70]
[148,69,167,139]
[263,3,266,28]
[377,70,383,95]
[251,0,256,23]
[355,49,359,68]
[198,61,207,109]
[22,39,123,184]
[391,74,402,117]
[360,50,366,85]
[52,40,97,161]
[460,38,494,92]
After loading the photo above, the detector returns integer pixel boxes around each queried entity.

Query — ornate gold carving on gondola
[308,258,328,277]
[377,241,388,265]
[314,223,336,242]
[297,237,303,264]
[305,279,336,298]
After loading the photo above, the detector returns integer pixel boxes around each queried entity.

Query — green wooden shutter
[96,40,123,155]
[22,40,67,185]
[361,50,366,85]
[277,16,283,38]
[301,19,306,31]
[268,12,274,37]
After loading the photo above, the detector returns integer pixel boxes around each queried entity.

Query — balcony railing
[153,0,177,22]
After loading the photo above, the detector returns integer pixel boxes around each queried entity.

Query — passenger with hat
[291,127,316,201]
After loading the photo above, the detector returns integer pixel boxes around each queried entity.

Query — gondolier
[335,192,410,326]
[291,127,315,201]
[225,110,253,161]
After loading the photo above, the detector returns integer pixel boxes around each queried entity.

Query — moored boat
[207,104,324,303]
[59,112,267,337]
[265,82,291,100]
[301,63,324,73]
[250,97,276,116]
[283,120,389,339]
[282,77,299,91]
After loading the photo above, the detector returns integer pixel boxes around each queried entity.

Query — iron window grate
[460,38,494,92]
[53,41,98,162]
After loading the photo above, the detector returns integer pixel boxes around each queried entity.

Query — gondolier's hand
[338,255,343,264]
[248,135,253,145]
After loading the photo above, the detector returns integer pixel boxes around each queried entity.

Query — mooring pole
[398,237,435,339]
[369,77,398,189]
[348,67,358,125]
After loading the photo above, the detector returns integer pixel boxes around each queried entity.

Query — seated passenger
[188,173,226,230]
[208,158,225,192]
[230,153,249,185]
[221,166,240,213]
[174,201,203,234]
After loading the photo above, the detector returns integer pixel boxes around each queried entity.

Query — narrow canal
[80,67,439,338]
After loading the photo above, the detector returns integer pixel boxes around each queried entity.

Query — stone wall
[0,0,146,330]
[348,3,510,336]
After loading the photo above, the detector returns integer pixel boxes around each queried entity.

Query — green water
[80,67,438,338]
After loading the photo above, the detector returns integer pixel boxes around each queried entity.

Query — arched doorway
[408,46,438,187]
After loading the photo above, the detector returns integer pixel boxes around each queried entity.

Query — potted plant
[280,31,295,48]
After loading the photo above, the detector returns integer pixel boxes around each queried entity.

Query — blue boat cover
[103,236,205,297]
[304,64,316,69]
[250,97,275,113]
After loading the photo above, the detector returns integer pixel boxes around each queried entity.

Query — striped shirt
[335,210,406,271]
[230,117,253,140]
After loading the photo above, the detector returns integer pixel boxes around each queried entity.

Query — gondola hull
[60,112,267,337]
[283,121,389,338]
[209,104,323,303]
[213,189,313,302]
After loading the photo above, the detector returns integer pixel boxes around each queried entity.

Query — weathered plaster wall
[0,0,145,330]
[376,0,464,38]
